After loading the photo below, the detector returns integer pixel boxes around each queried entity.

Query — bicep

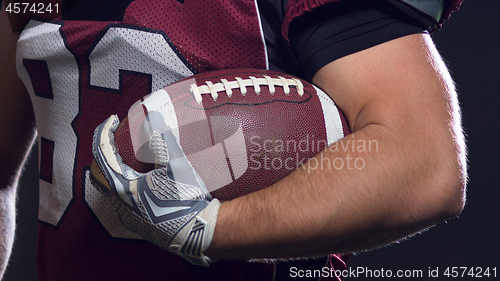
[312,33,458,139]
[287,1,454,135]
[313,33,466,221]
[0,5,36,188]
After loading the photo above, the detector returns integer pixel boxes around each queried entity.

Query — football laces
[190,75,304,104]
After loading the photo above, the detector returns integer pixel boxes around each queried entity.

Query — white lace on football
[190,76,304,104]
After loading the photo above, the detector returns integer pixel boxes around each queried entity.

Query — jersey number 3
[17,20,194,239]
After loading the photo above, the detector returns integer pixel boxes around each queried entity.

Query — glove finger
[149,127,211,200]
[93,115,142,209]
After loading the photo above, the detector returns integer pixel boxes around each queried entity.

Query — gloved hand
[92,114,221,266]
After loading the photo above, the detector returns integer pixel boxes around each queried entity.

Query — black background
[4,0,499,280]
[346,0,500,279]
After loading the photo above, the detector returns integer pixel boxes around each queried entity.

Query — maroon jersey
[14,0,460,280]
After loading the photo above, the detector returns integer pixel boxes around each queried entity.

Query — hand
[92,114,221,266]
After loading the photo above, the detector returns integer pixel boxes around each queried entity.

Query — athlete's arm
[205,32,466,259]
[0,4,37,277]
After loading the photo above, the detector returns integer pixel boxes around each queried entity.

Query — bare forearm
[0,187,16,278]
[0,139,35,279]
[206,122,463,259]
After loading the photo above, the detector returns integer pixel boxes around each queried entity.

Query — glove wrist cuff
[170,199,222,266]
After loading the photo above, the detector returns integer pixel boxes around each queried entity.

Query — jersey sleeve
[282,0,463,40]
[288,0,427,81]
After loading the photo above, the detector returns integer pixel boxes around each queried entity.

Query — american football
[91,68,350,201]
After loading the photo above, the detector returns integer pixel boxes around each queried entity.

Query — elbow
[399,119,467,227]
[442,155,467,218]
[435,117,467,220]
[416,128,467,224]
[401,153,466,230]
[436,167,466,220]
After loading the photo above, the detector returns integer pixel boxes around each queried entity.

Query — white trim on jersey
[253,0,270,70]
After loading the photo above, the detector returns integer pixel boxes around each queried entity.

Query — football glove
[92,114,221,266]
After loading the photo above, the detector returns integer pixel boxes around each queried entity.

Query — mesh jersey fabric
[14,0,461,280]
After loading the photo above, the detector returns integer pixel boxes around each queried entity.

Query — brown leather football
[108,68,350,200]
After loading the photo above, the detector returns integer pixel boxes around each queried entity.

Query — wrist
[169,198,222,266]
